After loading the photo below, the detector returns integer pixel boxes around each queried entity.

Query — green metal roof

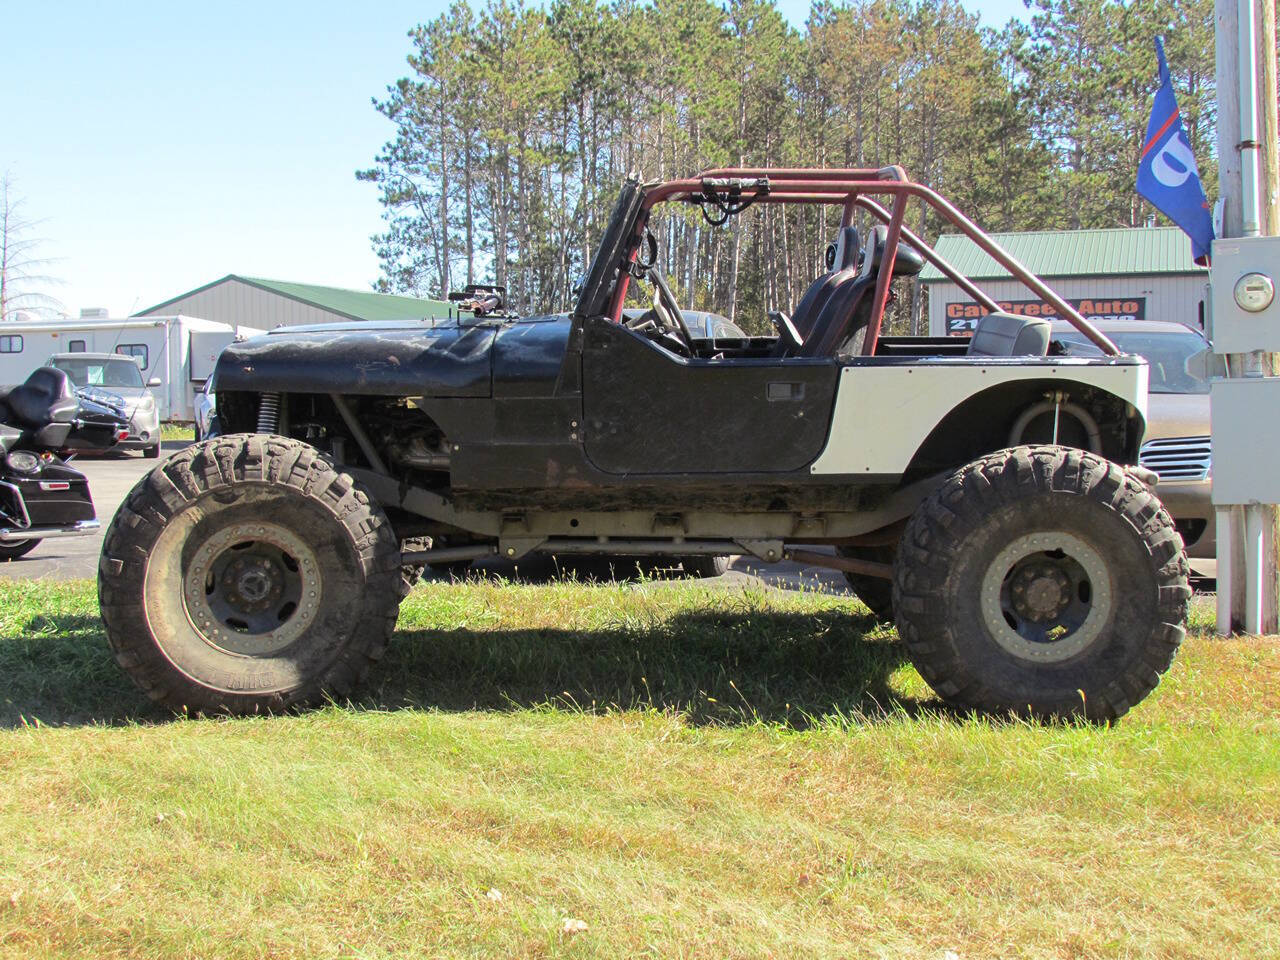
[136,275,453,322]
[918,227,1207,282]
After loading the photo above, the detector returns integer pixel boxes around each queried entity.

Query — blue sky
[0,0,1030,316]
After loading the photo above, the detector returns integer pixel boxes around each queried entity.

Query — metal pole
[1215,0,1245,633]
[1217,506,1235,632]
[1214,0,1280,634]
[1238,0,1262,239]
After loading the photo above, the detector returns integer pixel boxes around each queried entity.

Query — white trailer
[0,315,262,422]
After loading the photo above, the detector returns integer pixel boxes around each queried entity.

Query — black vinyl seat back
[794,226,929,358]
[796,269,876,357]
[784,271,844,347]
[3,367,79,431]
[770,227,863,358]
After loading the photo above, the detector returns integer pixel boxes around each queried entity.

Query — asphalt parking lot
[0,444,189,581]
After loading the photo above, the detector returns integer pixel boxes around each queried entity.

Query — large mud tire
[893,445,1189,722]
[99,435,403,715]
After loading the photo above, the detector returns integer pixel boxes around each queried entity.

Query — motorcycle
[0,366,129,561]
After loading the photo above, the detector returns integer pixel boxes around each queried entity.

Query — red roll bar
[618,168,1120,356]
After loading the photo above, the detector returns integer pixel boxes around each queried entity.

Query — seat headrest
[832,227,860,271]
[24,366,75,401]
[967,312,1051,357]
[4,366,77,431]
[864,225,925,277]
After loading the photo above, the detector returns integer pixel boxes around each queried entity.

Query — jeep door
[580,319,838,475]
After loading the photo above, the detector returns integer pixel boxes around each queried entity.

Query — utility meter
[1211,236,1280,352]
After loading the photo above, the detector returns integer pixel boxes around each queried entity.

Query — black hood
[213,314,573,399]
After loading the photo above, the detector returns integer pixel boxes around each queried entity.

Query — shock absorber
[256,393,281,434]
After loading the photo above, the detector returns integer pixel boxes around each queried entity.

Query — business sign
[945,297,1146,335]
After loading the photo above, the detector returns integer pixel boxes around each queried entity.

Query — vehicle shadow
[0,613,166,727]
[0,607,926,729]
[357,607,925,727]
[429,553,853,595]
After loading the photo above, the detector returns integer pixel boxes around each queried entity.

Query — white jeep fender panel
[809,358,1148,475]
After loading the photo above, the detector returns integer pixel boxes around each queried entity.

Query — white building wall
[926,274,1209,336]
[138,279,346,330]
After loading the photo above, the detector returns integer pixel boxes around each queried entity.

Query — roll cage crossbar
[608,166,1120,357]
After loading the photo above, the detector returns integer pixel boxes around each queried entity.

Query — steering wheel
[647,276,695,356]
[635,230,695,355]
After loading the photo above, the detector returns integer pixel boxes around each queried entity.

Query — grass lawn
[0,577,1275,959]
[160,423,195,443]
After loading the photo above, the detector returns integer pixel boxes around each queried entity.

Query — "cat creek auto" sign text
[945,297,1146,334]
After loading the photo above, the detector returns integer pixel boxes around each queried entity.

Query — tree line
[359,0,1215,333]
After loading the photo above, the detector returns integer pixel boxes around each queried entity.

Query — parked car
[45,352,162,457]
[1050,319,1217,560]
[194,382,216,441]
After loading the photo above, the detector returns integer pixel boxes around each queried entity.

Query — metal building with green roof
[919,226,1208,336]
[135,275,454,329]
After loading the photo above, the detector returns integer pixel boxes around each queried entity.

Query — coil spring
[256,393,281,434]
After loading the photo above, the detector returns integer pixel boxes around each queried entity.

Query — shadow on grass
[0,614,166,728]
[0,607,923,729]
[358,607,923,728]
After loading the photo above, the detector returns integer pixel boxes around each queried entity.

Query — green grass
[0,578,1275,959]
[160,422,194,442]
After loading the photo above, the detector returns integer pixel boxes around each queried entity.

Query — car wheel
[837,545,895,620]
[143,443,161,459]
[679,554,730,578]
[99,435,402,715]
[893,445,1189,721]
[0,539,39,561]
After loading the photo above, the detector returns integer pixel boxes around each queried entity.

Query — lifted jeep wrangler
[99,167,1190,720]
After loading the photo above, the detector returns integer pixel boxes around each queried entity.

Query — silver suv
[45,353,162,458]
[1051,319,1215,561]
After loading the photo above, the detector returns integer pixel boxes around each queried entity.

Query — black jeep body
[100,169,1189,721]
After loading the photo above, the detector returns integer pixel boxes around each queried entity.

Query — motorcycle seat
[3,367,79,431]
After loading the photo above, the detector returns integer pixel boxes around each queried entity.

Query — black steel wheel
[99,435,402,715]
[894,445,1190,721]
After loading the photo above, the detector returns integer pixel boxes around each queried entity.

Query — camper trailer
[0,315,262,422]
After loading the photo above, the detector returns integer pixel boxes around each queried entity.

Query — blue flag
[1136,37,1214,263]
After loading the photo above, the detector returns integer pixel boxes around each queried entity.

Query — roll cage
[573,167,1122,358]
